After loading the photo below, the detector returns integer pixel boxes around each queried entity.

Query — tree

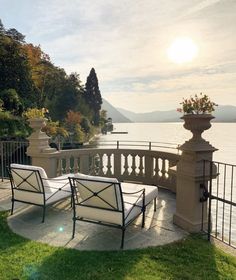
[23,43,53,107]
[0,19,5,35]
[0,29,36,109]
[0,110,29,139]
[0,89,23,115]
[64,110,85,143]
[64,110,81,131]
[85,68,102,125]
[5,28,25,43]
[80,116,91,134]
[46,70,86,121]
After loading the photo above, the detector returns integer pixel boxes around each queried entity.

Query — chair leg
[120,228,125,249]
[154,197,157,212]
[72,217,76,239]
[11,199,14,215]
[142,206,146,228]
[42,206,46,223]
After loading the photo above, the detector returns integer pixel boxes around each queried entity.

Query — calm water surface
[99,122,236,164]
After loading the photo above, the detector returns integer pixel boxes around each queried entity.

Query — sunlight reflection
[58,226,64,233]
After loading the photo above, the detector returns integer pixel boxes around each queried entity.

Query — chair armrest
[123,188,145,209]
[122,188,145,195]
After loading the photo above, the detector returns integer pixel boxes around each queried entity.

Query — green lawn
[0,211,235,280]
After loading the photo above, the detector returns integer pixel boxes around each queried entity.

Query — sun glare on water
[167,37,198,64]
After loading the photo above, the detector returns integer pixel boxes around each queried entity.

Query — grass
[0,211,235,280]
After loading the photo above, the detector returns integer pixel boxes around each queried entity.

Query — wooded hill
[0,20,104,142]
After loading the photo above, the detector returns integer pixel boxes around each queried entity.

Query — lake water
[99,122,236,164]
[99,122,236,245]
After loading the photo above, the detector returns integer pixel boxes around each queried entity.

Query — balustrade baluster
[131,154,136,176]
[106,153,112,176]
[123,154,129,176]
[139,156,144,176]
[161,159,167,178]
[154,157,160,178]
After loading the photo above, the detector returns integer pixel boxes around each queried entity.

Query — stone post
[173,114,217,232]
[26,118,60,178]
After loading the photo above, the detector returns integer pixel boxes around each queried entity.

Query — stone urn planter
[28,117,47,138]
[27,118,56,153]
[181,114,214,142]
[180,114,216,151]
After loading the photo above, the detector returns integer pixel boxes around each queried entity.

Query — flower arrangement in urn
[24,108,49,119]
[177,93,218,115]
[24,108,49,138]
[177,94,218,144]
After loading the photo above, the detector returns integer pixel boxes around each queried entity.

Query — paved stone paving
[1,180,188,251]
[0,180,12,211]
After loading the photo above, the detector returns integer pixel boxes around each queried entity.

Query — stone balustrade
[56,148,180,193]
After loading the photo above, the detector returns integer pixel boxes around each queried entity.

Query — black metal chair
[9,163,72,222]
[69,174,158,249]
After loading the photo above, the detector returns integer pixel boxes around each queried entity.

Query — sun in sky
[167,37,199,64]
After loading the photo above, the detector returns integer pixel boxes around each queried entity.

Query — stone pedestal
[173,114,217,232]
[26,118,59,178]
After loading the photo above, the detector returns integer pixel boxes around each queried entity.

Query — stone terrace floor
[0,180,188,251]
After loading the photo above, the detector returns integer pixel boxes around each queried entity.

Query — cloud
[183,0,222,17]
[1,0,236,112]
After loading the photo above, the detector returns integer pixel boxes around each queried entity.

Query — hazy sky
[1,0,236,112]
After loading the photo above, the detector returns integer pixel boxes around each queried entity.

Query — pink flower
[177,93,217,114]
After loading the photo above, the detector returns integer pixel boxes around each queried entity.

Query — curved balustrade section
[57,148,180,192]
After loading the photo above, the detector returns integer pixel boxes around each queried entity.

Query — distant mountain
[213,105,236,122]
[117,108,179,122]
[101,99,131,123]
[117,105,236,123]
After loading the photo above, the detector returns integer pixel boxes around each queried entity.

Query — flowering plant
[24,108,49,119]
[177,93,217,114]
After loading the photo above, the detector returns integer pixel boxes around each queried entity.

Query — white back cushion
[10,164,49,193]
[74,173,122,210]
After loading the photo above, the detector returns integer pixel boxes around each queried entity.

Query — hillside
[117,108,179,122]
[102,99,131,123]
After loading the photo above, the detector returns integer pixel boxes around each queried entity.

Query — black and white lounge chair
[69,174,158,249]
[9,163,72,222]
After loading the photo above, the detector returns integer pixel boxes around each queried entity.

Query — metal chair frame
[8,166,71,223]
[69,177,157,249]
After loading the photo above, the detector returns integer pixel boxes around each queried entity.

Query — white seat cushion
[121,183,158,207]
[73,178,158,226]
[121,183,158,224]
[14,185,71,206]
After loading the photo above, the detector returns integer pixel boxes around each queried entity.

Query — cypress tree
[85,68,102,125]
